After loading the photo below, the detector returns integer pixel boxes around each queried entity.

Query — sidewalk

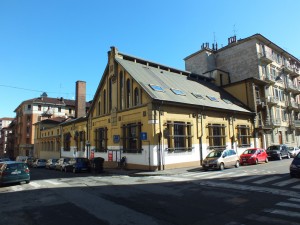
[104,166,203,177]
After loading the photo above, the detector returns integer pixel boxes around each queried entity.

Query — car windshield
[243,149,256,154]
[206,151,222,158]
[288,147,295,150]
[267,146,280,151]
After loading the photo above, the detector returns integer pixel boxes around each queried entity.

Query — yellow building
[86,47,254,170]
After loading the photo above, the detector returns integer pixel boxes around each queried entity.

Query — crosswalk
[148,169,300,190]
[245,198,300,224]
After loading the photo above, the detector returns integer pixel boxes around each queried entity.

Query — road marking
[264,208,300,218]
[245,214,300,225]
[29,182,41,188]
[44,180,63,185]
[235,175,261,182]
[276,201,300,209]
[273,178,299,187]
[229,172,249,178]
[150,176,191,182]
[288,198,300,203]
[291,185,300,190]
[252,176,282,184]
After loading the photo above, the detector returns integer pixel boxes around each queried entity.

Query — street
[1,158,300,225]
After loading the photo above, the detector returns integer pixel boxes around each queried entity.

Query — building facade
[14,91,90,157]
[185,34,300,149]
[0,117,14,157]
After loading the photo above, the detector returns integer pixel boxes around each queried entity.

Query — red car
[240,148,269,165]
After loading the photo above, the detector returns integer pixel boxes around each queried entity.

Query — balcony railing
[258,50,273,64]
[286,81,300,94]
[266,96,279,105]
[288,101,300,111]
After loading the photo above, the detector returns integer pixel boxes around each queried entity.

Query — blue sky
[1,0,300,118]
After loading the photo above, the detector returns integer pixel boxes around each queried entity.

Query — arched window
[134,87,139,106]
[103,90,106,114]
[109,78,112,112]
[119,71,124,110]
[126,79,131,108]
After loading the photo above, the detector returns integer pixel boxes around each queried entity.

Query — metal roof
[116,57,252,114]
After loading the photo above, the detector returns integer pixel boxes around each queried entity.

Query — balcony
[262,74,276,84]
[272,118,281,127]
[286,81,300,94]
[288,101,300,111]
[41,109,54,117]
[295,120,300,129]
[266,96,279,106]
[293,67,300,77]
[282,62,294,74]
[258,51,273,64]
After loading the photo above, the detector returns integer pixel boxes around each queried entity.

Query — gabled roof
[115,56,252,114]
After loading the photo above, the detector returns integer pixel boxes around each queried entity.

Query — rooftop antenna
[233,24,238,37]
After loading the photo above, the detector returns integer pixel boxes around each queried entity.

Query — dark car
[266,145,290,160]
[64,157,90,173]
[90,157,105,173]
[0,161,30,186]
[290,152,300,177]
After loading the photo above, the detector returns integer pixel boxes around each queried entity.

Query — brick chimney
[75,81,86,118]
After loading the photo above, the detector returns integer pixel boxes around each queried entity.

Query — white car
[32,159,47,168]
[287,147,300,158]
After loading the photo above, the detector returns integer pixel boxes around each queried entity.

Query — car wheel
[219,163,225,170]
[25,180,30,184]
[265,157,268,163]
[235,161,239,168]
[255,159,258,165]
[279,154,282,160]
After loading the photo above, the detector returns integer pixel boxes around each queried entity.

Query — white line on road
[29,182,41,188]
[276,201,300,209]
[264,208,300,218]
[273,178,299,187]
[252,176,282,184]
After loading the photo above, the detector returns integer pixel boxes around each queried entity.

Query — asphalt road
[0,158,300,225]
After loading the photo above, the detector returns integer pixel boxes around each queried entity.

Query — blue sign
[113,135,120,143]
[140,132,147,140]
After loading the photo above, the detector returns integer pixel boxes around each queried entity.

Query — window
[38,105,41,111]
[109,78,112,112]
[94,128,107,152]
[149,84,164,92]
[134,87,139,106]
[282,109,287,121]
[58,107,61,112]
[27,105,31,110]
[285,131,289,142]
[103,90,106,114]
[69,108,72,114]
[122,123,142,153]
[207,124,226,149]
[207,96,219,102]
[126,79,131,108]
[192,93,205,99]
[171,88,185,96]
[119,71,124,110]
[237,125,251,147]
[165,121,193,152]
[75,131,86,151]
[63,133,71,151]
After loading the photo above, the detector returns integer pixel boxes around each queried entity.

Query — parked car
[55,158,70,171]
[64,157,91,173]
[32,159,47,168]
[45,159,58,169]
[0,157,11,162]
[16,156,28,162]
[287,146,300,158]
[239,148,268,165]
[90,157,105,173]
[202,149,239,171]
[266,145,290,160]
[25,157,35,167]
[0,161,30,186]
[290,152,300,177]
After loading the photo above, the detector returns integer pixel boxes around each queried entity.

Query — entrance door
[279,131,282,144]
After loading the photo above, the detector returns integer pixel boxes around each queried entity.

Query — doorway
[279,131,282,144]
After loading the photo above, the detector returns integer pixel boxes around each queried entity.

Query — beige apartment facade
[185,34,300,149]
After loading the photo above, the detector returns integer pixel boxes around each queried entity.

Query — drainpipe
[199,111,204,165]
[157,102,164,170]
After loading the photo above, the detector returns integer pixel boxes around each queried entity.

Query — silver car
[288,146,300,158]
[202,149,240,170]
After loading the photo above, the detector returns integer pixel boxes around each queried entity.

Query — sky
[1,0,300,118]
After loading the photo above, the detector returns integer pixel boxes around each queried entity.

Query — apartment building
[185,34,300,148]
[14,91,90,157]
[0,117,14,157]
